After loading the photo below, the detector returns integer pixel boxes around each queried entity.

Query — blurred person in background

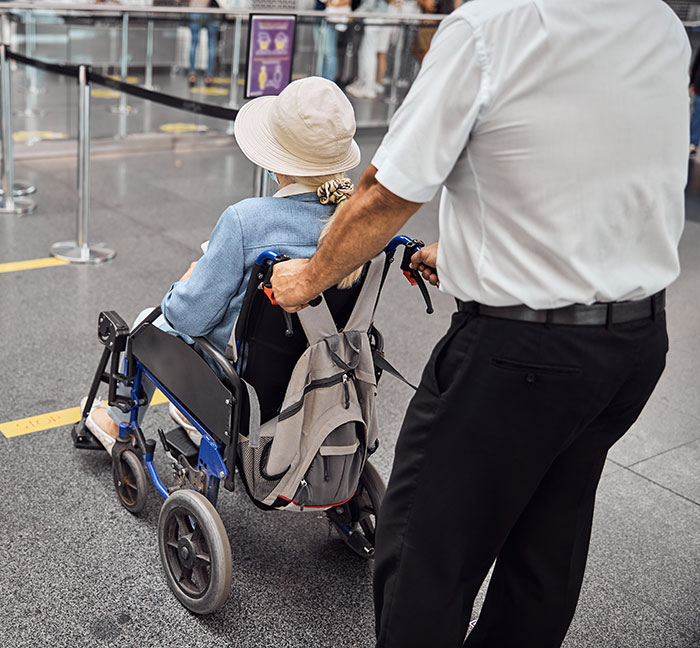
[346,0,393,98]
[411,0,460,64]
[315,0,352,82]
[188,0,220,86]
[689,46,700,157]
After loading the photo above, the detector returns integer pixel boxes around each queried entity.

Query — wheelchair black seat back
[234,257,366,423]
[72,235,433,615]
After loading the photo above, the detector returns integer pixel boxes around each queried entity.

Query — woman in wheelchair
[84,76,364,454]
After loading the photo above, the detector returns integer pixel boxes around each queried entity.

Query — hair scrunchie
[317,178,354,205]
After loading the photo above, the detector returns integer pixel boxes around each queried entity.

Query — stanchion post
[0,44,35,215]
[111,11,135,125]
[389,22,405,105]
[227,15,241,109]
[253,165,271,197]
[314,19,327,78]
[144,19,155,90]
[50,65,115,263]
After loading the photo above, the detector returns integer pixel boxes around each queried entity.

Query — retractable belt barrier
[7,50,240,121]
[1,46,241,264]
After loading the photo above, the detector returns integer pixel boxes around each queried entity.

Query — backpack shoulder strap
[296,295,338,345]
[343,253,386,332]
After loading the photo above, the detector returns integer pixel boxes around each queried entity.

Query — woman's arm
[161,206,246,338]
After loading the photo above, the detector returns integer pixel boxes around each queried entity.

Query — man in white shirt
[270,0,690,645]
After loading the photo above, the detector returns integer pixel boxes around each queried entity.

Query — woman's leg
[691,93,700,147]
[90,309,169,443]
[205,21,219,78]
[188,21,200,76]
[323,25,338,81]
[358,26,379,94]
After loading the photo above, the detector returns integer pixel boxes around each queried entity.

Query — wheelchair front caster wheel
[158,489,232,615]
[112,449,148,514]
[326,460,386,560]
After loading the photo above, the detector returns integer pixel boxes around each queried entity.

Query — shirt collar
[273,182,318,198]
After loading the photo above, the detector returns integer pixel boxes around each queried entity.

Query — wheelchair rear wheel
[112,449,148,514]
[326,460,386,560]
[158,489,232,615]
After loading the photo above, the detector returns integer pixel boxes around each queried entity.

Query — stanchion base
[50,242,116,264]
[0,196,37,216]
[108,105,139,115]
[0,181,37,197]
[13,108,45,118]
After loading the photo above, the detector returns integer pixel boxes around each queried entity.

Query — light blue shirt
[161,192,331,353]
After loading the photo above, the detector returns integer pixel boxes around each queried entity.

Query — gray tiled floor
[0,140,699,648]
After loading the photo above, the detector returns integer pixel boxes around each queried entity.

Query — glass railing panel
[1,4,435,144]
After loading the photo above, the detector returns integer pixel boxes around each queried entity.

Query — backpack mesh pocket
[238,434,285,503]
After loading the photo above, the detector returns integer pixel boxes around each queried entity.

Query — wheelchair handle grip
[257,250,322,310]
[258,252,296,337]
[399,239,435,315]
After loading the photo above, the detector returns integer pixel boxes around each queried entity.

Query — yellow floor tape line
[0,390,168,439]
[0,257,69,274]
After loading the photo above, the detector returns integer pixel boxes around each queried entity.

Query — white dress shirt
[372,0,690,308]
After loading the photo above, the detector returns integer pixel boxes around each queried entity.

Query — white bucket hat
[233,76,361,176]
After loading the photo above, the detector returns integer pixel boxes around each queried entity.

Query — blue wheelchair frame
[74,234,432,512]
[70,233,435,615]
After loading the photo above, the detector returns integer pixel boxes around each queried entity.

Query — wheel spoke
[193,564,210,591]
[174,511,191,539]
[178,566,193,585]
[194,551,211,566]
[166,539,179,550]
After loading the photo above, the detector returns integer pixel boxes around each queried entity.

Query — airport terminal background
[1,1,700,646]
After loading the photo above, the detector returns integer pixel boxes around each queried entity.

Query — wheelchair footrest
[162,426,199,466]
[72,422,106,451]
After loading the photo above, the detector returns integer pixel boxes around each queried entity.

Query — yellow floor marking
[107,74,140,84]
[0,257,69,274]
[159,122,209,134]
[0,390,168,439]
[92,88,121,99]
[209,76,230,85]
[14,130,68,142]
[191,86,229,96]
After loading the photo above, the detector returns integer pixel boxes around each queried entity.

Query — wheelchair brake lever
[400,240,435,315]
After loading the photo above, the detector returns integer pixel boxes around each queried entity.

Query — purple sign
[245,14,297,98]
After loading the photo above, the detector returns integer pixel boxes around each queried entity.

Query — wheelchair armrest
[192,336,242,395]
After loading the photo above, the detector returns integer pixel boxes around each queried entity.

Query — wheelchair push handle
[257,251,322,306]
[258,252,294,336]
[257,251,322,338]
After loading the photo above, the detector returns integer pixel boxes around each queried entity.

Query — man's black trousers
[373,308,668,648]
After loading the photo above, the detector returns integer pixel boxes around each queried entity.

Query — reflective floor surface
[0,138,699,647]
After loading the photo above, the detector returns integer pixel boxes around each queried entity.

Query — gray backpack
[237,254,383,510]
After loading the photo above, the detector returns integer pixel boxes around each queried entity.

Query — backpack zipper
[278,370,353,421]
[343,373,350,409]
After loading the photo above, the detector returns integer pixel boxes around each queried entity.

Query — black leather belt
[457,291,665,326]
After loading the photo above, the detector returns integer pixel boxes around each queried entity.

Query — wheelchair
[72,234,433,615]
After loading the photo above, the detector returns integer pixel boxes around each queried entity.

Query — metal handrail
[0,2,448,23]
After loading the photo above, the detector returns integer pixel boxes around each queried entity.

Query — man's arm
[270,164,422,310]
